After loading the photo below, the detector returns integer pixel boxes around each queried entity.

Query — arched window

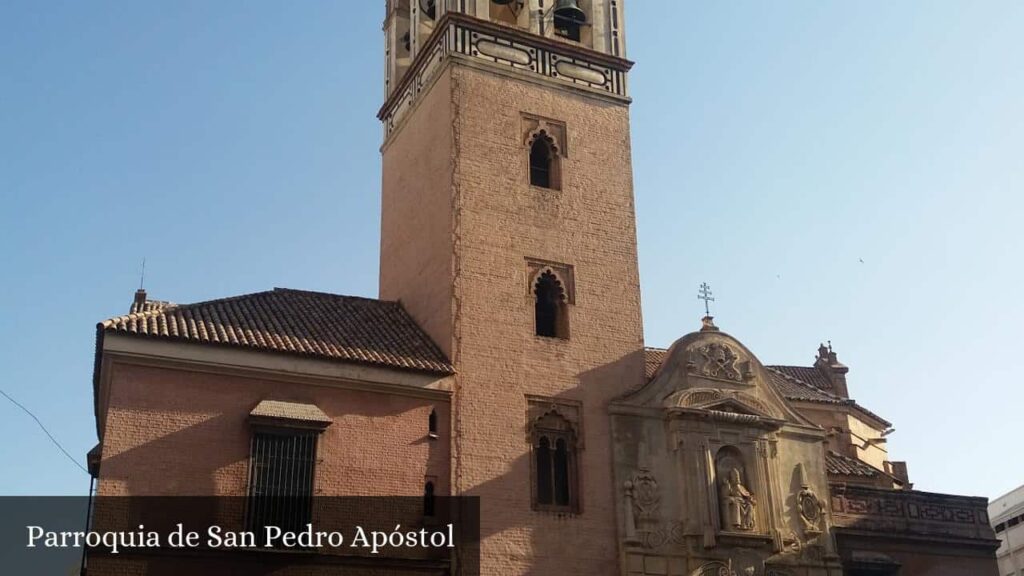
[553,438,571,506]
[553,0,587,42]
[428,408,438,438]
[423,480,435,517]
[420,0,436,20]
[536,437,553,505]
[534,270,569,339]
[531,411,578,512]
[529,131,560,189]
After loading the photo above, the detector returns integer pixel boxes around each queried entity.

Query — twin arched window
[532,411,578,512]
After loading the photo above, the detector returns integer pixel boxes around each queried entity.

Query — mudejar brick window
[529,132,558,189]
[534,270,570,339]
[522,114,567,191]
[530,410,580,513]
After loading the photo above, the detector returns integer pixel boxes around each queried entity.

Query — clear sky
[1,2,1021,499]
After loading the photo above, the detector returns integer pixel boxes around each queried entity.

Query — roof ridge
[102,289,398,328]
[271,287,399,306]
[99,290,281,328]
[766,367,891,427]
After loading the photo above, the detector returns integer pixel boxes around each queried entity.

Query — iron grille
[247,432,317,535]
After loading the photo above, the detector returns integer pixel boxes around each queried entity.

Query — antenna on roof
[139,257,146,290]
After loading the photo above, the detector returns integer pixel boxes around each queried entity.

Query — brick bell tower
[378,1,643,573]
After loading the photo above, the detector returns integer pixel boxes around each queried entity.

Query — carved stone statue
[720,468,757,531]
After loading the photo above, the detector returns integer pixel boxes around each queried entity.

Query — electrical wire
[0,387,89,475]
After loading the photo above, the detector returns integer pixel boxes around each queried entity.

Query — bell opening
[553,0,586,41]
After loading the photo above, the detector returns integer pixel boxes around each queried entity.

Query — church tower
[378,1,643,573]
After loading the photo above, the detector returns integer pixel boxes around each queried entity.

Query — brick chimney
[131,289,147,314]
[885,460,911,488]
[814,342,850,398]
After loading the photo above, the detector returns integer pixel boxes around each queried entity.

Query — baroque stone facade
[84,2,999,576]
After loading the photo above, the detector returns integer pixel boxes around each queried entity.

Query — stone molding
[379,12,632,138]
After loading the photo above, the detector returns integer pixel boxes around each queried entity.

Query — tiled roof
[765,365,833,390]
[765,367,845,404]
[826,450,881,478]
[100,288,454,374]
[644,347,668,380]
[250,400,332,425]
[767,366,891,427]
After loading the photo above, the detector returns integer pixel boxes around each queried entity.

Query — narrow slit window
[424,481,436,517]
[428,408,438,438]
[554,438,571,506]
[536,436,553,505]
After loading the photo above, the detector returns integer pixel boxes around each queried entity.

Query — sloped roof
[826,450,882,478]
[250,400,332,425]
[644,347,668,380]
[99,288,454,374]
[765,367,845,404]
[765,364,833,390]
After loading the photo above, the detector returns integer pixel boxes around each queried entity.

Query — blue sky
[1,1,1021,499]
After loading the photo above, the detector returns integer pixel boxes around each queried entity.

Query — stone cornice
[666,406,786,431]
[378,12,633,138]
[829,482,999,546]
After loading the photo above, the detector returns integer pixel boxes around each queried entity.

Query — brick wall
[380,70,456,359]
[380,62,646,575]
[97,361,450,498]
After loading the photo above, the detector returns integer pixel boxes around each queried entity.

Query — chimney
[815,342,850,398]
[885,460,911,488]
[131,289,147,314]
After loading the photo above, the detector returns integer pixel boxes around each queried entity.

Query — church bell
[553,0,586,24]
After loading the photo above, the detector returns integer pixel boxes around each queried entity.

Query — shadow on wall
[460,349,646,575]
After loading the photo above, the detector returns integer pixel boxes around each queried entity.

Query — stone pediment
[617,326,810,426]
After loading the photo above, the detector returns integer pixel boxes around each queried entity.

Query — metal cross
[698,283,715,316]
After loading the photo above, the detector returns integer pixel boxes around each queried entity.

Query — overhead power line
[0,387,88,475]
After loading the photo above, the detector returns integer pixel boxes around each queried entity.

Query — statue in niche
[720,468,757,531]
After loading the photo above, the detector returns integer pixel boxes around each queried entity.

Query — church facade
[86,1,998,575]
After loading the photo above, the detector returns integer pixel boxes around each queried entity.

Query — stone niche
[610,328,842,576]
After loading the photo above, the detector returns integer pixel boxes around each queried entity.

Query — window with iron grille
[247,431,317,535]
